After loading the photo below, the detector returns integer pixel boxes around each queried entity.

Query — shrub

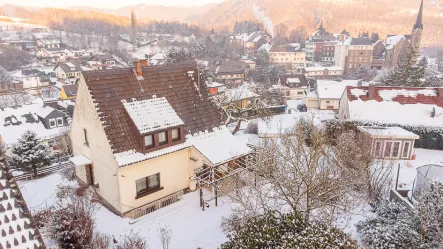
[245,122,258,134]
[59,166,76,181]
[51,196,96,249]
[221,211,358,249]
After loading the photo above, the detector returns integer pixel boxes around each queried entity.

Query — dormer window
[172,128,180,141]
[159,131,167,145]
[144,135,153,148]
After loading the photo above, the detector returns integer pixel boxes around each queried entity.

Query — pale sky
[3,0,224,9]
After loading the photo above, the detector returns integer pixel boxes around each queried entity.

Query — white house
[303,66,343,79]
[305,80,361,110]
[54,61,83,83]
[36,37,61,49]
[87,54,117,70]
[35,48,67,63]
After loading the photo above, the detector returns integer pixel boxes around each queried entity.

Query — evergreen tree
[10,130,51,175]
[370,32,380,43]
[382,48,425,87]
[348,65,377,81]
[425,76,443,87]
[419,56,428,69]
[221,211,358,249]
[255,48,269,67]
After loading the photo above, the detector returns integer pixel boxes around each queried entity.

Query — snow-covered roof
[122,97,184,134]
[70,155,93,166]
[36,106,55,118]
[346,86,443,127]
[317,80,360,99]
[258,111,335,137]
[358,126,420,139]
[0,167,43,249]
[115,125,252,167]
[386,35,406,46]
[304,66,343,72]
[37,37,60,45]
[189,126,252,165]
[287,78,301,84]
[0,100,66,145]
[349,100,443,127]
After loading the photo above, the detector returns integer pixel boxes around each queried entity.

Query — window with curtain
[172,128,180,141]
[136,173,160,195]
[159,131,167,144]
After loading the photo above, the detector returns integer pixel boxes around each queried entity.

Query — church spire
[413,0,424,30]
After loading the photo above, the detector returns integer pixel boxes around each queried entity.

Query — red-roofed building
[339,85,443,127]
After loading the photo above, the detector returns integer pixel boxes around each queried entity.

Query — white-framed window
[159,131,167,145]
[384,141,392,158]
[392,142,401,158]
[144,135,153,147]
[56,117,64,126]
[171,128,180,141]
[49,118,56,128]
[374,141,382,157]
[402,141,411,158]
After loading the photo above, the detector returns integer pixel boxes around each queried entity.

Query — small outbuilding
[358,126,419,160]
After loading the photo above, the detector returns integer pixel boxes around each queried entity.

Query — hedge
[325,120,443,150]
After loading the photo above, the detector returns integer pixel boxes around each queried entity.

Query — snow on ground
[19,172,234,248]
[396,148,443,189]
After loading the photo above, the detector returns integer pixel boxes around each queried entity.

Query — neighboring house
[231,31,269,55]
[358,126,419,160]
[64,48,89,58]
[70,63,252,218]
[60,84,78,100]
[217,87,260,109]
[206,78,225,95]
[303,91,320,109]
[54,61,82,83]
[36,106,68,129]
[35,48,67,63]
[309,80,361,110]
[275,74,309,100]
[302,66,343,79]
[334,37,374,75]
[36,37,61,49]
[44,99,75,117]
[0,40,36,51]
[371,40,386,70]
[0,101,69,153]
[314,41,338,63]
[340,85,443,127]
[268,45,306,71]
[13,69,51,94]
[0,163,46,249]
[148,52,167,66]
[87,54,117,70]
[209,65,246,85]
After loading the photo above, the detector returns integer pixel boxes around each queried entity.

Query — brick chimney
[438,88,443,98]
[133,60,142,77]
[140,59,148,67]
[368,84,375,100]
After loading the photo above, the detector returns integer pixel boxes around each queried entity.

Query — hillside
[71,3,218,22]
[197,0,443,47]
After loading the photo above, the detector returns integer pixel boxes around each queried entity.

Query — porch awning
[70,155,92,166]
[191,127,252,166]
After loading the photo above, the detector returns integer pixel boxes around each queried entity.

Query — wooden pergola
[191,144,258,210]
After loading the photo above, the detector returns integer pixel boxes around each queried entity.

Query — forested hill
[197,0,443,47]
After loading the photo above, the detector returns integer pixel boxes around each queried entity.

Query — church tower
[411,0,424,59]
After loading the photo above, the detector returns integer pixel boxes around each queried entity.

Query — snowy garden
[13,118,443,249]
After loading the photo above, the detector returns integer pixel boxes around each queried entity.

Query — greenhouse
[412,164,443,201]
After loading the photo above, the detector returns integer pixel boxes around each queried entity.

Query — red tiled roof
[346,86,443,107]
[82,63,223,153]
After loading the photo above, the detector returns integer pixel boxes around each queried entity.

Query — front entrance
[85,164,94,185]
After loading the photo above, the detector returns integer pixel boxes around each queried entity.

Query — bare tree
[116,232,148,249]
[221,120,389,226]
[158,224,173,249]
[0,45,33,71]
[289,26,308,48]
[58,127,72,155]
[274,23,288,45]
[214,87,272,135]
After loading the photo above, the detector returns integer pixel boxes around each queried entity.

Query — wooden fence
[15,162,72,182]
